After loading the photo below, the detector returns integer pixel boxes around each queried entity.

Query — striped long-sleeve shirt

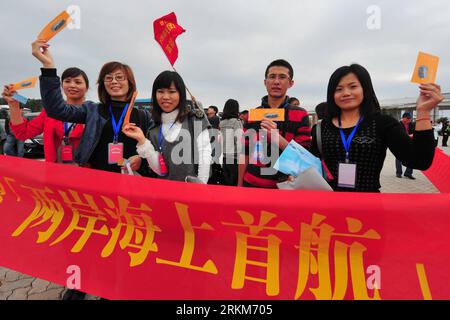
[243,96,311,188]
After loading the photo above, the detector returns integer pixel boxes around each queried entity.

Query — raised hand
[416,83,444,114]
[31,39,55,68]
[2,85,20,109]
[122,123,146,145]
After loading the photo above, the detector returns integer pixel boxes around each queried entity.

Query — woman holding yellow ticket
[31,39,153,174]
[2,67,88,163]
[310,64,443,192]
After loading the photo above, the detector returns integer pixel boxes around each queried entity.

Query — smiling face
[264,66,294,99]
[334,72,364,112]
[156,82,180,113]
[103,69,129,101]
[62,75,88,103]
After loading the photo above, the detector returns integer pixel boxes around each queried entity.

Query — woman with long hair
[122,71,212,183]
[311,63,443,192]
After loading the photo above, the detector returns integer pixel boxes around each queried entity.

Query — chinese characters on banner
[0,155,449,300]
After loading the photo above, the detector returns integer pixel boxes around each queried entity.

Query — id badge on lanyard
[157,123,175,176]
[338,162,357,188]
[337,116,363,189]
[62,122,75,163]
[108,104,128,164]
[108,142,124,164]
[61,145,74,162]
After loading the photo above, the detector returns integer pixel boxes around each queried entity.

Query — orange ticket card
[249,108,285,122]
[12,77,38,91]
[411,52,440,84]
[123,91,138,127]
[37,11,72,42]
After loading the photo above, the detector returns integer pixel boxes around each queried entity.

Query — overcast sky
[0,0,449,111]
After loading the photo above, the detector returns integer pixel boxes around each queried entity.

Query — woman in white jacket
[123,71,212,183]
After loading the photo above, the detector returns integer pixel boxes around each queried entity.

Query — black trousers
[222,159,238,186]
[443,135,449,147]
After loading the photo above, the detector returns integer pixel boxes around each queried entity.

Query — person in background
[442,118,449,147]
[206,105,219,129]
[395,112,415,179]
[239,110,249,125]
[315,102,328,121]
[220,99,243,186]
[0,118,7,154]
[287,97,300,107]
[3,112,24,157]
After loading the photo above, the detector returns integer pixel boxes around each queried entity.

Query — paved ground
[0,147,448,300]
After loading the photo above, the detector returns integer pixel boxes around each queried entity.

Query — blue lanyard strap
[338,115,364,161]
[64,122,75,136]
[158,122,176,153]
[109,104,129,143]
[63,122,76,144]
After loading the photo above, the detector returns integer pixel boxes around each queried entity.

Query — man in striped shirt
[238,59,311,188]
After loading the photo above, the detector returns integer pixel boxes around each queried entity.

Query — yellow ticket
[37,11,72,42]
[411,52,440,84]
[12,77,38,91]
[249,108,285,122]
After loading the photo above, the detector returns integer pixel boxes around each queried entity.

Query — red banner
[153,12,186,66]
[1,155,450,300]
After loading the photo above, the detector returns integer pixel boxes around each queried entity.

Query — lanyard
[109,104,128,143]
[338,115,364,162]
[158,122,176,153]
[63,122,76,144]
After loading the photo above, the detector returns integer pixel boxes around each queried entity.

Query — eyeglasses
[266,74,291,81]
[104,74,127,83]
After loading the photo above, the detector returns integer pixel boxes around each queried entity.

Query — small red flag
[153,12,186,66]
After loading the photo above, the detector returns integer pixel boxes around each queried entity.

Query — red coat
[9,109,84,163]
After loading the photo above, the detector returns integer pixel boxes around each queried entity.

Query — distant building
[380,92,450,121]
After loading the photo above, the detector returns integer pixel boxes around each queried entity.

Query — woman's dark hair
[61,67,89,89]
[151,71,188,125]
[97,62,136,105]
[327,64,380,118]
[221,99,240,120]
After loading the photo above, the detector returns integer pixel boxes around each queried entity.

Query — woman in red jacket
[2,68,89,163]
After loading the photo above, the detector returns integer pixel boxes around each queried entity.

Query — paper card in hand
[274,140,323,177]
[12,77,38,91]
[12,93,29,105]
[411,52,439,84]
[249,108,285,122]
[38,11,71,42]
[123,91,138,127]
